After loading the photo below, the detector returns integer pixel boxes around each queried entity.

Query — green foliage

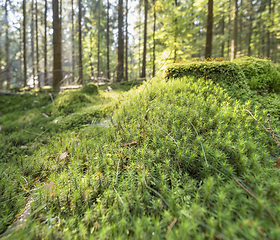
[2,73,280,239]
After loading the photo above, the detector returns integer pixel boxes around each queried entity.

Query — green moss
[80,83,99,94]
[233,56,280,92]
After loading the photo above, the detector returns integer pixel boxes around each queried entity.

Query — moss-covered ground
[1,58,280,239]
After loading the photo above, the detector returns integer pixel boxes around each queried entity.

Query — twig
[118,141,137,147]
[49,93,54,104]
[19,128,44,137]
[166,217,177,237]
[245,110,280,153]
[233,177,279,228]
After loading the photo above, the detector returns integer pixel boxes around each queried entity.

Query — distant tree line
[0,0,279,90]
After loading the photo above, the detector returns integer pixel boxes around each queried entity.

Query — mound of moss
[80,83,99,94]
[233,57,280,92]
[4,75,280,239]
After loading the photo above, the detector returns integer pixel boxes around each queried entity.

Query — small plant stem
[233,177,279,228]
[19,127,45,137]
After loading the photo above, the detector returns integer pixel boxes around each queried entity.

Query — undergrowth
[1,70,280,239]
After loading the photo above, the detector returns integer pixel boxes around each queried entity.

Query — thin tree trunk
[174,0,178,62]
[138,2,141,77]
[125,0,128,81]
[248,0,252,56]
[23,0,27,86]
[0,29,2,90]
[78,0,83,84]
[31,0,35,87]
[90,35,94,79]
[5,0,10,90]
[227,0,231,59]
[261,15,265,56]
[106,0,110,80]
[221,3,225,58]
[117,0,124,82]
[267,0,271,58]
[238,0,242,55]
[152,0,156,77]
[270,0,275,60]
[230,0,238,61]
[205,0,213,59]
[71,0,75,84]
[141,0,148,78]
[36,0,40,88]
[44,0,48,85]
[53,0,62,89]
[97,0,101,78]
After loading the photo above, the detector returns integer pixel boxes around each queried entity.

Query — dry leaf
[59,152,69,161]
[42,113,49,118]
[274,157,280,168]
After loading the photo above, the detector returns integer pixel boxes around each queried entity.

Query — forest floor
[1,58,280,239]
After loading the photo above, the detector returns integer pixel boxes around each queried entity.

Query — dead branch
[233,177,279,228]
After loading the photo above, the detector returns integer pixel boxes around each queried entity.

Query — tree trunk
[174,0,178,62]
[0,29,2,90]
[36,0,40,88]
[71,0,75,84]
[23,0,27,87]
[44,0,48,85]
[106,0,110,80]
[5,0,10,90]
[141,0,148,78]
[152,0,156,77]
[227,0,231,59]
[78,0,83,84]
[53,0,62,89]
[248,0,252,56]
[221,3,225,58]
[238,0,242,55]
[97,0,101,78]
[31,0,35,87]
[267,0,271,58]
[230,0,238,61]
[125,0,128,81]
[205,0,213,59]
[117,0,124,82]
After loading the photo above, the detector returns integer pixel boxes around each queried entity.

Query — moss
[80,83,99,94]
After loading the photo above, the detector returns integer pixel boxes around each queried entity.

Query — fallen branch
[233,177,279,228]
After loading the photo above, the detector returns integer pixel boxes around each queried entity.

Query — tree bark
[267,0,271,58]
[221,3,225,58]
[97,0,101,78]
[71,0,75,84]
[205,0,213,59]
[53,0,62,89]
[5,0,10,90]
[230,0,238,61]
[36,0,40,88]
[248,0,252,56]
[106,0,110,80]
[117,0,124,82]
[23,0,27,87]
[238,0,242,55]
[44,0,48,85]
[125,0,128,81]
[78,0,83,84]
[227,0,231,59]
[141,0,148,78]
[152,0,156,77]
[31,0,35,87]
[0,29,2,90]
[174,0,178,62]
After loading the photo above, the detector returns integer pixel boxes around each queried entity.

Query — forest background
[0,0,279,91]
